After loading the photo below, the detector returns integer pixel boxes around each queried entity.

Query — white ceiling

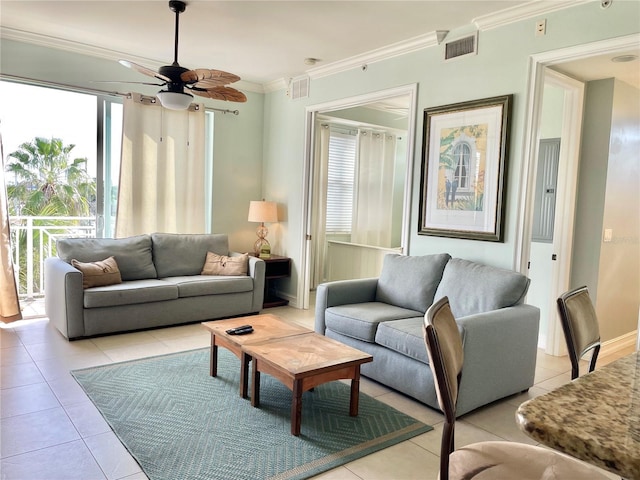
[0,0,531,87]
[1,1,638,91]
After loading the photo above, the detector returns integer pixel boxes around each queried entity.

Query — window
[325,131,356,233]
[453,142,470,189]
[0,80,123,237]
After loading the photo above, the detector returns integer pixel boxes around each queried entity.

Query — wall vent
[444,33,478,61]
[288,76,310,100]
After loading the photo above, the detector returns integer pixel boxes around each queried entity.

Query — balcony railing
[9,216,96,299]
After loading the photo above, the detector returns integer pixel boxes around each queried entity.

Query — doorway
[519,33,640,354]
[299,84,418,309]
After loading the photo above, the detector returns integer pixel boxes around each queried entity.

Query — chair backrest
[557,285,601,380]
[424,296,464,480]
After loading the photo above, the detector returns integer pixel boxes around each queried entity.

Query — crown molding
[265,1,589,92]
[306,31,440,81]
[2,0,589,95]
[262,32,439,94]
[473,0,589,31]
[0,27,264,94]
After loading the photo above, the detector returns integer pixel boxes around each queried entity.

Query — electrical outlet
[535,19,546,36]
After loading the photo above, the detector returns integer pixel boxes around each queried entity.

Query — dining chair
[424,296,610,480]
[557,285,601,380]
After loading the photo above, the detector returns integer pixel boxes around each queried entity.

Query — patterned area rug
[72,348,432,480]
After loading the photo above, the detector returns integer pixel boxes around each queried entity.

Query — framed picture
[418,94,512,241]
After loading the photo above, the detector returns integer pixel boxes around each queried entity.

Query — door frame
[516,33,640,354]
[298,84,419,309]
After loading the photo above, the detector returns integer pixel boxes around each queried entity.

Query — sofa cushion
[325,302,423,343]
[58,235,157,281]
[83,279,178,308]
[151,233,229,277]
[374,317,431,364]
[376,253,451,312]
[434,258,530,318]
[160,275,254,298]
[71,256,122,289]
[201,252,248,276]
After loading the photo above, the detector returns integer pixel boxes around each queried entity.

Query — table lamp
[248,200,278,258]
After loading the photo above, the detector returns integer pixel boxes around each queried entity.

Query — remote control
[226,325,253,335]
[234,327,254,335]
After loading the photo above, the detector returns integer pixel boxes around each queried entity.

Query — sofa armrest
[234,253,264,312]
[314,278,379,334]
[455,304,540,416]
[44,257,85,339]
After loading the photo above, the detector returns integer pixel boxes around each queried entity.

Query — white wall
[528,83,564,347]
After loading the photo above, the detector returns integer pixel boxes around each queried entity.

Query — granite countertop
[517,352,639,479]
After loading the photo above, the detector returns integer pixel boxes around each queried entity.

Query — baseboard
[599,330,638,357]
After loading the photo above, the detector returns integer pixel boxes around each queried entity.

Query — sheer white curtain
[311,123,330,288]
[0,131,22,323]
[116,94,206,237]
[351,130,396,247]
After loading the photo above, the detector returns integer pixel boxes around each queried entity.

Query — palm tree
[5,137,96,216]
[5,137,97,295]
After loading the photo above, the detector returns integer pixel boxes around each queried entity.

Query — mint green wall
[262,1,640,304]
[2,1,639,308]
[0,39,265,253]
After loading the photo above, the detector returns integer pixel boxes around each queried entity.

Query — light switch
[604,229,613,242]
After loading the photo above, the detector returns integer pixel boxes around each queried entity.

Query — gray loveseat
[45,233,265,339]
[315,254,540,416]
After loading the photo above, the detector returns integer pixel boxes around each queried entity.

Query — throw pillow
[71,256,123,289]
[201,252,248,276]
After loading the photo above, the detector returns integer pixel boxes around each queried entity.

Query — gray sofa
[315,254,540,416]
[45,233,265,339]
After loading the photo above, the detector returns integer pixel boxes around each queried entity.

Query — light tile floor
[0,304,630,480]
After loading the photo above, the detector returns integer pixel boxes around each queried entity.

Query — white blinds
[326,131,356,233]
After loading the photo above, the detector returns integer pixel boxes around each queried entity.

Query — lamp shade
[157,90,193,110]
[248,200,278,223]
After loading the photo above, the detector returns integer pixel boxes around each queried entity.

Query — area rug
[72,348,432,480]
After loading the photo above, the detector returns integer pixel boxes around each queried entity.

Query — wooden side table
[262,255,291,308]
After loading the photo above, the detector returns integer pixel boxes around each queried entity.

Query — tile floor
[0,304,629,480]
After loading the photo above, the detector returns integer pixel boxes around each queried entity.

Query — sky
[0,81,98,176]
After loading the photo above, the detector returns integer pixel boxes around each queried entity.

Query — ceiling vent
[444,32,478,61]
[288,76,310,100]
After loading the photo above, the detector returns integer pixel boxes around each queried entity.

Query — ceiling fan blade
[181,69,241,87]
[189,86,247,103]
[119,60,171,83]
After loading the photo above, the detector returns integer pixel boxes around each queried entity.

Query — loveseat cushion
[375,253,451,312]
[374,318,431,364]
[434,258,530,318]
[151,233,229,278]
[160,275,253,298]
[83,279,178,308]
[325,302,423,343]
[57,235,157,281]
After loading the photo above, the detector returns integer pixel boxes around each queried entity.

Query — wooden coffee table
[202,314,310,398]
[244,332,373,436]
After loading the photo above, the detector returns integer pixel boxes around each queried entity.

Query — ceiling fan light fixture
[157,90,193,110]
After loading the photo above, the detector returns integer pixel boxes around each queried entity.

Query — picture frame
[418,94,512,242]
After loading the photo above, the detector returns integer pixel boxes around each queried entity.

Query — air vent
[444,33,478,61]
[288,76,310,100]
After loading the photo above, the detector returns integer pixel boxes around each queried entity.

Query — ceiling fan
[119,0,246,110]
